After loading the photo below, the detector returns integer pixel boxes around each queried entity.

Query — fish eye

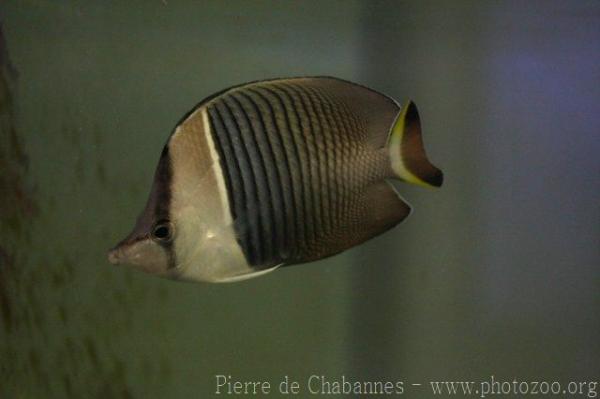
[152,220,173,242]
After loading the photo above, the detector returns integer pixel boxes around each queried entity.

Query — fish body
[108,77,443,283]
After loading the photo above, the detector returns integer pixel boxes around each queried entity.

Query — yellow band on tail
[388,101,443,188]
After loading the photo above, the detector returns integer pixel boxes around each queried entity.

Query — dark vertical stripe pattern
[206,81,356,268]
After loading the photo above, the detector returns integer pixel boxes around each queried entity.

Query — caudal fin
[388,101,443,188]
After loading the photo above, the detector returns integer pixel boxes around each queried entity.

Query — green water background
[0,1,598,398]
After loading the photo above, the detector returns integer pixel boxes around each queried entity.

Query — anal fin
[287,180,411,264]
[361,180,412,237]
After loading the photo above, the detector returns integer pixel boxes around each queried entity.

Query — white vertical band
[202,108,232,225]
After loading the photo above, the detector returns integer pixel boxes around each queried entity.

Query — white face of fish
[164,109,253,282]
[106,174,248,283]
[108,108,256,283]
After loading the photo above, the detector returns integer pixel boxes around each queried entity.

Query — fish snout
[108,247,123,265]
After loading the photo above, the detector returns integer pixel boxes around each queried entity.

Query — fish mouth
[107,247,123,265]
[107,232,140,265]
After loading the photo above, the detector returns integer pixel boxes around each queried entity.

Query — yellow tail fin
[388,101,443,188]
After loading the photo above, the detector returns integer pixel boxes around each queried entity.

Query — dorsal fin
[292,77,401,149]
